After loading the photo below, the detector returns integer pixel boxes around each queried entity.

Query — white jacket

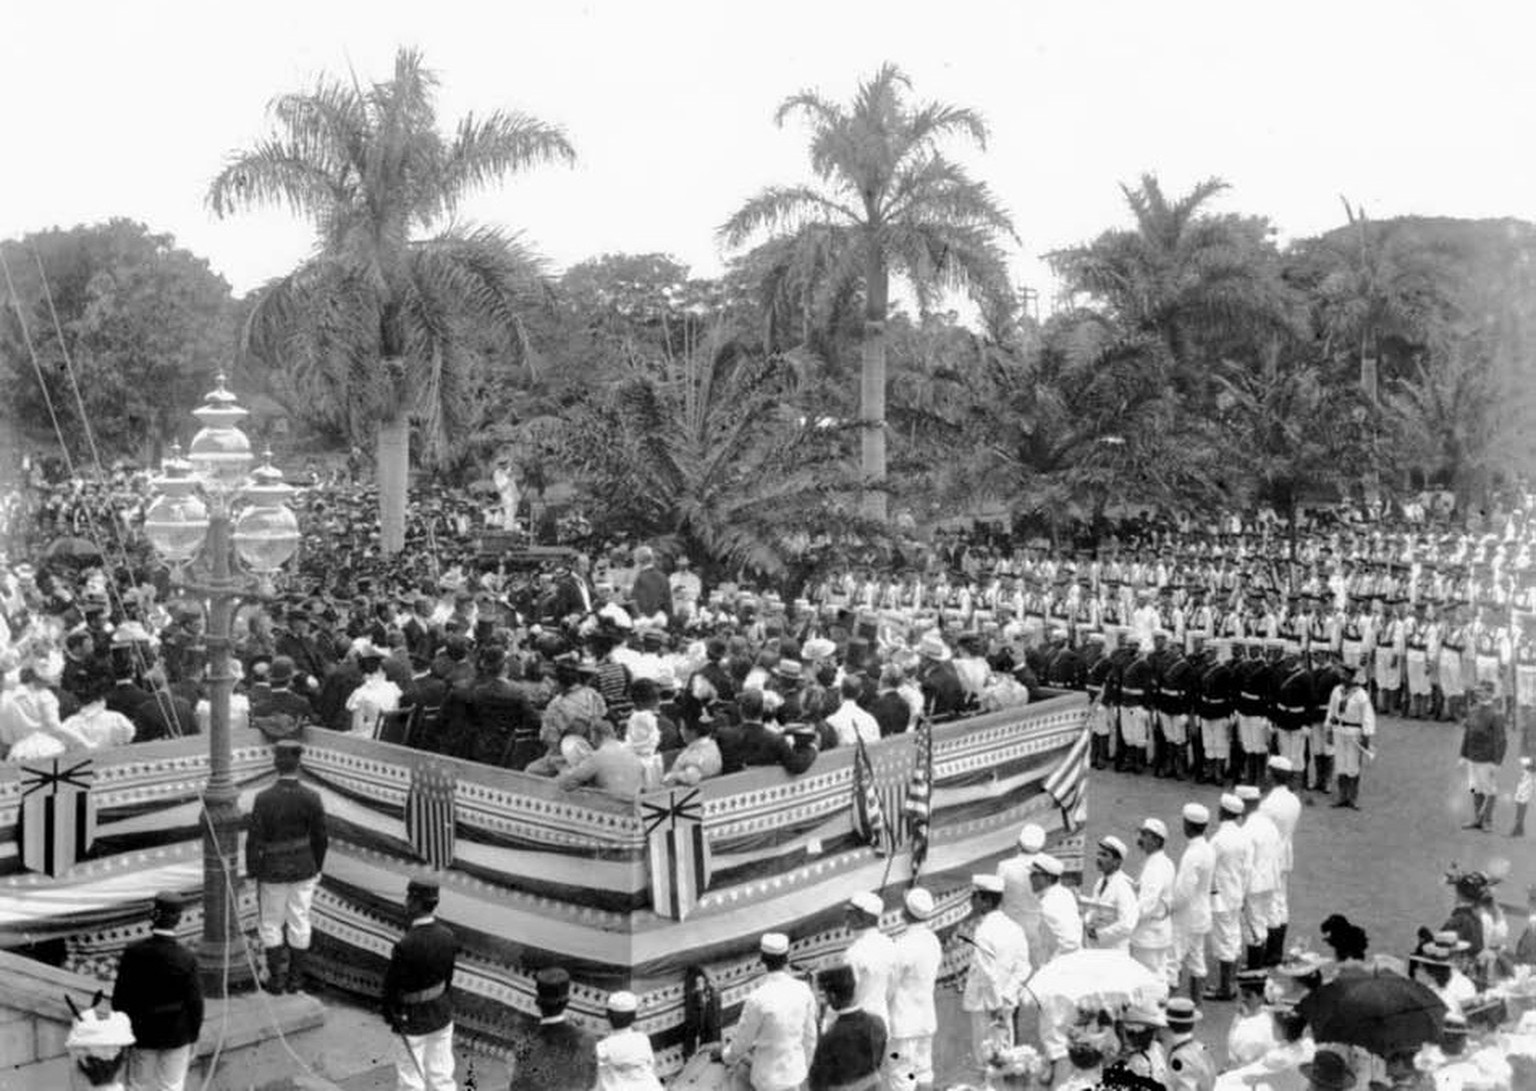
[1244,813,1283,895]
[845,927,897,1030]
[1209,821,1251,914]
[1171,837,1215,934]
[721,970,818,1091]
[594,1027,663,1091]
[888,922,942,1038]
[1259,787,1301,874]
[962,910,1030,1012]
[1087,870,1140,950]
[1131,850,1177,949]
[1036,884,1084,966]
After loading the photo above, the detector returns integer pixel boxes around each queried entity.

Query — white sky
[4,0,1534,307]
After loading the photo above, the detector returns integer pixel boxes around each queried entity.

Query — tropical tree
[207,47,574,552]
[719,63,1018,521]
[558,325,863,579]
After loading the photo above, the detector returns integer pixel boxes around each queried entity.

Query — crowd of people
[8,467,1536,1090]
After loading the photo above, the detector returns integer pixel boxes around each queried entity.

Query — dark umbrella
[1297,969,1446,1058]
[44,536,104,562]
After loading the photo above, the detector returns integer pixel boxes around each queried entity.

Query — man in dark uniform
[1234,644,1274,787]
[111,891,203,1091]
[807,963,886,1091]
[273,608,330,698]
[249,657,312,740]
[1196,646,1235,785]
[383,877,459,1091]
[1271,653,1313,781]
[1159,644,1199,781]
[509,967,598,1091]
[130,665,199,742]
[1119,638,1158,776]
[246,739,328,993]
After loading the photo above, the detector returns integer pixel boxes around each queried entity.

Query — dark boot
[1205,961,1236,1001]
[1245,944,1266,970]
[1265,925,1288,967]
[1512,802,1527,837]
[285,946,307,993]
[1465,792,1487,829]
[1479,795,1496,832]
[264,946,289,994]
[1332,774,1351,807]
[1189,974,1206,1002]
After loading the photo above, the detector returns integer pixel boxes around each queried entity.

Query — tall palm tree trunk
[860,249,889,522]
[377,404,410,555]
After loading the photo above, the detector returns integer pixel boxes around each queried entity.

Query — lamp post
[144,376,300,996]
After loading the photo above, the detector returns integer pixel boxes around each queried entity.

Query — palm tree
[1048,175,1296,394]
[719,63,1017,522]
[207,47,574,552]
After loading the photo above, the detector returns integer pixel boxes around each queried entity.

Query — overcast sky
[3,0,1533,305]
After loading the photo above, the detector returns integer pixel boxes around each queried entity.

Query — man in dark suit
[509,967,598,1091]
[630,545,673,620]
[250,657,313,722]
[105,665,153,720]
[444,645,540,765]
[716,690,802,775]
[915,632,967,719]
[808,963,886,1091]
[272,609,330,696]
[111,891,203,1091]
[129,667,199,742]
[383,878,459,1091]
[246,740,328,994]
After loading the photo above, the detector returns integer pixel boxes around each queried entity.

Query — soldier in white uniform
[1129,818,1177,983]
[888,888,942,1091]
[1203,794,1251,1001]
[1084,836,1139,951]
[1170,802,1215,1001]
[1239,785,1284,970]
[997,823,1047,958]
[842,891,896,1034]
[717,932,819,1091]
[962,874,1031,1074]
[1030,853,1084,967]
[1326,663,1375,810]
[1258,757,1302,966]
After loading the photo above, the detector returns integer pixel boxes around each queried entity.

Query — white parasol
[1024,948,1169,1022]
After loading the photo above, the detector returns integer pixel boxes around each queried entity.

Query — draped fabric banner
[642,789,711,921]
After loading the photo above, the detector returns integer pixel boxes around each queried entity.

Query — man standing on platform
[382,878,459,1091]
[246,739,328,994]
[111,891,203,1091]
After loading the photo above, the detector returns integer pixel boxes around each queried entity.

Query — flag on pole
[1041,727,1091,834]
[18,759,97,877]
[852,736,887,855]
[405,762,457,870]
[903,715,935,878]
[643,789,712,920]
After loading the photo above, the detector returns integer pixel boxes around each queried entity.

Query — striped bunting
[405,761,456,870]
[1040,725,1090,834]
[851,736,886,855]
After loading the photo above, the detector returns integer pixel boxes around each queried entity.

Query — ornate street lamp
[144,376,299,996]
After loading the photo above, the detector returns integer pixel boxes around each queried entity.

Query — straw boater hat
[915,631,951,662]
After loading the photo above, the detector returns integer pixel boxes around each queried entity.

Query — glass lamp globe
[233,503,300,572]
[187,375,254,493]
[143,492,210,562]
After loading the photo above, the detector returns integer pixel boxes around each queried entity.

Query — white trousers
[394,1023,457,1091]
[1171,922,1209,979]
[889,1035,935,1089]
[126,1044,193,1091]
[1200,717,1231,760]
[258,875,319,949]
[1209,910,1243,962]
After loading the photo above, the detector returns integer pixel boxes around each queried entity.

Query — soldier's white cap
[1220,793,1245,815]
[972,874,1005,894]
[606,990,638,1013]
[1017,823,1047,852]
[1236,784,1262,802]
[1140,817,1169,841]
[759,932,790,956]
[1182,803,1210,824]
[1031,853,1064,877]
[848,891,883,916]
[1268,755,1295,774]
[903,888,936,920]
[1098,835,1129,859]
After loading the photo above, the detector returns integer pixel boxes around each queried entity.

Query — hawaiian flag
[405,761,457,870]
[903,715,935,878]
[643,788,712,920]
[1042,726,1091,834]
[852,736,887,856]
[19,759,97,877]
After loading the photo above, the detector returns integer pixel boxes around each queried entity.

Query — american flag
[903,716,934,878]
[852,736,887,856]
[1041,726,1091,834]
[405,761,457,870]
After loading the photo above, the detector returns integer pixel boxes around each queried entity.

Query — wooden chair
[408,705,443,751]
